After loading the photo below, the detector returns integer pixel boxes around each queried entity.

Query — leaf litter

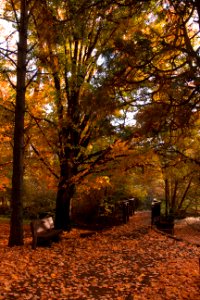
[0,211,199,299]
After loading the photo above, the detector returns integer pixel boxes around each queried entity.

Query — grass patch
[0,215,31,224]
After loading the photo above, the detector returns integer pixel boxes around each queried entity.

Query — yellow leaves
[96,176,110,186]
[113,109,123,118]
[79,175,111,194]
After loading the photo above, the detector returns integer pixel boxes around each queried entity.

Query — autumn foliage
[0,212,199,299]
[0,0,199,247]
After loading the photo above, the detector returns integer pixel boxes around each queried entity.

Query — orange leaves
[0,213,199,299]
[137,273,146,282]
[11,274,19,280]
[0,176,10,191]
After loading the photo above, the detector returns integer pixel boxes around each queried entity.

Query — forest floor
[0,211,199,300]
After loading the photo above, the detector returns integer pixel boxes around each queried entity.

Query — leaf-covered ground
[0,212,199,300]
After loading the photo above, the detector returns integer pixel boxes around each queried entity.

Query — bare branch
[30,142,59,179]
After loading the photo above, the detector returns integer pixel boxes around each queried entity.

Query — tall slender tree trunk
[178,177,193,211]
[9,0,28,246]
[171,180,178,213]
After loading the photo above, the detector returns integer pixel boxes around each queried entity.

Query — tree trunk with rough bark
[55,137,78,231]
[9,0,28,246]
[55,184,75,231]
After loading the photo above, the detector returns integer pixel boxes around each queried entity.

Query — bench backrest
[30,217,54,235]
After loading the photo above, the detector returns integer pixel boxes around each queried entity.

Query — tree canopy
[0,0,199,245]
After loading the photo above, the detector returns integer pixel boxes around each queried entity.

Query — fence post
[128,198,136,216]
[151,199,161,226]
[122,200,129,224]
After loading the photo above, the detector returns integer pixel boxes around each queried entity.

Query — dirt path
[0,212,199,299]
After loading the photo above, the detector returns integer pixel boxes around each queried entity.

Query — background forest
[0,0,199,246]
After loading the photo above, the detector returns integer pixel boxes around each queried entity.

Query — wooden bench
[30,217,62,249]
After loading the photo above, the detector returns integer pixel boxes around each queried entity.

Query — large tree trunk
[8,0,28,246]
[55,184,75,231]
[55,154,77,231]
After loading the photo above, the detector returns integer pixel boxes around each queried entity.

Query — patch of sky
[110,86,152,129]
[44,103,53,114]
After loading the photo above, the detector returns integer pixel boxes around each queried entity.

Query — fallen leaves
[0,212,199,299]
